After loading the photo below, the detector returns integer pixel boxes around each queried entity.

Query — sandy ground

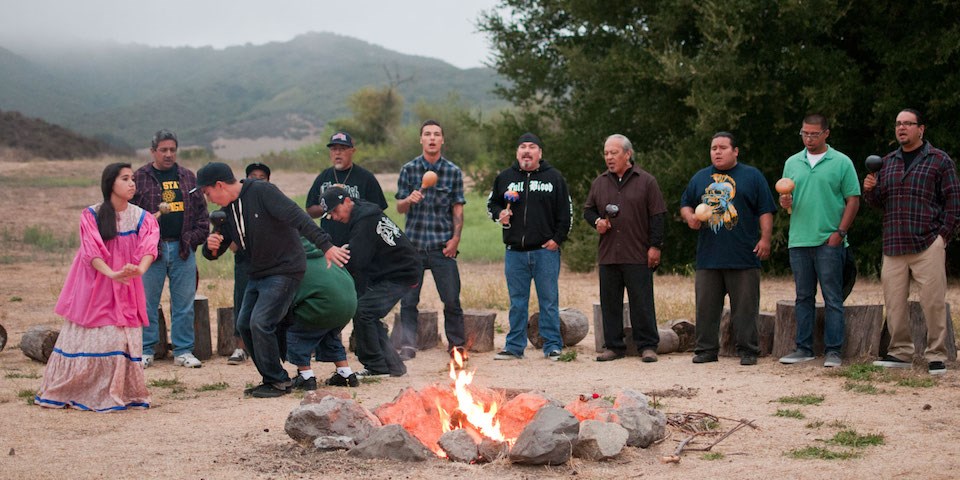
[1,159,960,479]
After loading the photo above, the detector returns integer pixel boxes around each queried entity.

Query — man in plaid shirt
[863,108,960,375]
[394,120,467,362]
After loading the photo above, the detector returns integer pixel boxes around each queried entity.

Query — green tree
[331,85,404,146]
[479,0,960,274]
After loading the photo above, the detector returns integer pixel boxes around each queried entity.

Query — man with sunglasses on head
[778,114,860,368]
[863,109,960,376]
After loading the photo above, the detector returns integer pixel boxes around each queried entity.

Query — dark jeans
[236,275,300,387]
[790,245,845,355]
[286,323,346,366]
[599,263,659,353]
[355,280,410,376]
[694,268,760,357]
[233,260,250,340]
[398,249,465,351]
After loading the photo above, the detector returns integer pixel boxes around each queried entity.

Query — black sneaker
[291,375,317,391]
[692,353,718,364]
[326,372,360,387]
[547,350,562,361]
[873,354,911,369]
[740,355,757,366]
[398,346,417,361]
[355,369,390,379]
[494,350,523,360]
[247,383,290,398]
[928,361,947,375]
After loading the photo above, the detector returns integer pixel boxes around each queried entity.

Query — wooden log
[592,302,630,353]
[773,300,883,360]
[155,306,169,360]
[217,307,237,356]
[0,323,7,352]
[390,311,441,351]
[20,325,59,363]
[193,295,212,361]
[879,301,957,362]
[667,319,696,353]
[463,310,496,353]
[719,309,776,357]
[528,308,590,349]
[656,328,680,354]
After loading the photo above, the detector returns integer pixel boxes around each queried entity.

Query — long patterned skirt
[35,321,150,412]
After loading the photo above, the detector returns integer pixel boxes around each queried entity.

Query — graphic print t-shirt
[153,166,184,239]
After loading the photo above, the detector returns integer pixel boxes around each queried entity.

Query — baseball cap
[517,132,543,149]
[327,131,354,148]
[319,186,348,218]
[245,162,271,179]
[196,162,236,188]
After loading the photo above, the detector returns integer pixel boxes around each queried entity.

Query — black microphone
[209,211,227,254]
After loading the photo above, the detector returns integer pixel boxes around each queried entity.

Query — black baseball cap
[517,132,543,149]
[196,162,236,188]
[327,131,354,148]
[319,186,348,219]
[245,162,271,179]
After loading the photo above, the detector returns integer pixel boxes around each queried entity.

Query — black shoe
[291,375,317,391]
[872,354,911,369]
[355,369,390,379]
[326,372,360,387]
[692,353,719,364]
[740,355,757,366]
[247,383,290,398]
[596,350,626,362]
[929,361,947,375]
[398,346,417,361]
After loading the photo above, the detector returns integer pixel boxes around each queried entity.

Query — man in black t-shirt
[306,131,387,246]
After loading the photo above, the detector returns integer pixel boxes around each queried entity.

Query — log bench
[153,295,213,360]
[772,301,884,360]
[719,309,776,357]
[21,325,59,363]
[463,309,496,352]
[879,301,957,362]
[591,302,684,355]
[390,311,441,351]
[527,308,589,349]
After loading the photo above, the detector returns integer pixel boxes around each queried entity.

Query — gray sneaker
[779,350,815,364]
[823,351,842,368]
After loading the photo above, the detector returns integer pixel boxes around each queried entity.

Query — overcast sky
[0,0,503,69]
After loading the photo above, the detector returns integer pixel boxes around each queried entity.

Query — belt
[161,237,180,242]
[507,245,543,252]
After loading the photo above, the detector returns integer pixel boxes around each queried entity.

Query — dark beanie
[517,132,543,149]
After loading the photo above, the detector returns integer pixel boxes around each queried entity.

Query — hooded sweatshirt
[343,200,420,289]
[486,160,573,250]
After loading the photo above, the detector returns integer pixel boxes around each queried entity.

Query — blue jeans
[398,249,465,351]
[504,248,562,356]
[355,280,410,376]
[790,245,846,355]
[237,275,300,387]
[142,241,196,356]
[286,323,346,367]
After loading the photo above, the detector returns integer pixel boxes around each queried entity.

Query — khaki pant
[881,236,949,362]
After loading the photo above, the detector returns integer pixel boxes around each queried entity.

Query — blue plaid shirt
[396,155,466,249]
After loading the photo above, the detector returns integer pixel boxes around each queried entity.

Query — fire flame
[437,348,508,444]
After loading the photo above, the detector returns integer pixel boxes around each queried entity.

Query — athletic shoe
[779,350,815,364]
[174,353,202,368]
[873,354,911,369]
[928,361,947,375]
[547,350,562,361]
[227,348,247,365]
[291,375,317,391]
[823,351,842,368]
[326,372,360,387]
[494,350,523,360]
[141,354,154,368]
[641,349,658,363]
[692,353,718,364]
[247,383,290,398]
[355,369,390,379]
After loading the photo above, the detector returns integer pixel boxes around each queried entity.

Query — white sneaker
[174,353,202,368]
[227,348,247,365]
[141,354,154,368]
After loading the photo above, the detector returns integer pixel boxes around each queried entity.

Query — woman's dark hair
[97,162,132,241]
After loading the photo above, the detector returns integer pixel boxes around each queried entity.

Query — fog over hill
[0,32,505,150]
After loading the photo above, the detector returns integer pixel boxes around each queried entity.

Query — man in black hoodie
[486,133,572,361]
[320,186,419,378]
[198,162,349,398]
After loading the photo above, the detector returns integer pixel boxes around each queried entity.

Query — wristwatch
[836,230,847,238]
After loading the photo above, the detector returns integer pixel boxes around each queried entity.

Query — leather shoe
[641,349,658,363]
[692,353,718,364]
[740,355,757,366]
[596,350,626,362]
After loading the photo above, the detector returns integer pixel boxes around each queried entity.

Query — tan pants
[881,236,949,362]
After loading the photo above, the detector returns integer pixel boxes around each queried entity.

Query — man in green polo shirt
[778,113,860,368]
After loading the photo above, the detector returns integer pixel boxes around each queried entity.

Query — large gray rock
[348,424,435,462]
[573,420,629,460]
[438,429,479,463]
[613,389,651,410]
[509,405,579,465]
[285,397,382,445]
[614,405,666,448]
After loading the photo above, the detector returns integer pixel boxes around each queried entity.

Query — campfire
[436,349,511,452]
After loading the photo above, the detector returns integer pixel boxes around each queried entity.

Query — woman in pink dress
[35,162,160,411]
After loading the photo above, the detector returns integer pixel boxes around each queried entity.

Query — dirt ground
[1,159,959,479]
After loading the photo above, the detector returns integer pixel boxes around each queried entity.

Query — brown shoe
[596,350,626,362]
[641,349,658,363]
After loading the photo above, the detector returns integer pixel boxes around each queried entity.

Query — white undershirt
[807,151,826,168]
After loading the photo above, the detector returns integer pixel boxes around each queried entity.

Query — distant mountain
[0,109,131,159]
[0,33,506,149]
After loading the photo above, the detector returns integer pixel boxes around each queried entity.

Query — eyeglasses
[798,130,825,139]
[894,121,919,128]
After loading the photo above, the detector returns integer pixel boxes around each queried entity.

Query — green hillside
[0,33,506,149]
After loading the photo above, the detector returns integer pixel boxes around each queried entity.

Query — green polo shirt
[782,145,860,248]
